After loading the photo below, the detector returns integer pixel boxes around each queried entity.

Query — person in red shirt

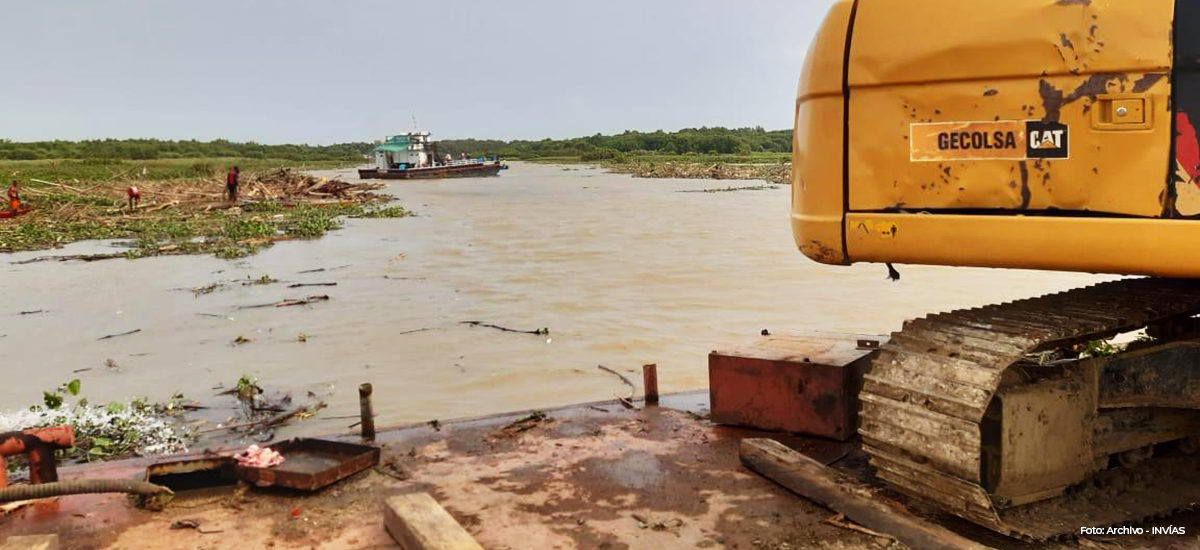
[126,185,141,210]
[6,181,22,211]
[226,166,240,203]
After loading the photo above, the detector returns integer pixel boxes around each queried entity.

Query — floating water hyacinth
[0,401,191,461]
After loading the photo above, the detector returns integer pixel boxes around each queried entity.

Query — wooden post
[643,364,659,405]
[740,439,991,550]
[359,383,375,443]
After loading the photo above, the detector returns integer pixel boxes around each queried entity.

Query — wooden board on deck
[739,438,993,550]
[0,535,59,550]
[384,492,485,550]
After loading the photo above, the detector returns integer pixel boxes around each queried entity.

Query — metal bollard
[359,383,376,443]
[643,364,659,405]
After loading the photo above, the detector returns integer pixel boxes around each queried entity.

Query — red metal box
[709,331,882,441]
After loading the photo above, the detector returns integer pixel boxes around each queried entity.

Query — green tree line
[437,127,792,160]
[0,127,792,162]
[0,139,372,161]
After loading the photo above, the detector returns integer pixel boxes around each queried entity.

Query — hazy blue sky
[0,0,838,144]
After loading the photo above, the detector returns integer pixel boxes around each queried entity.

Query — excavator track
[860,278,1200,540]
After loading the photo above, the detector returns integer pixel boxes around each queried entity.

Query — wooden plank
[384,493,485,550]
[739,438,994,550]
[0,535,59,550]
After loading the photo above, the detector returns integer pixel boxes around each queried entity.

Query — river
[0,163,1109,438]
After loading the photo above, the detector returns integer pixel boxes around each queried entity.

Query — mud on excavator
[795,0,1200,540]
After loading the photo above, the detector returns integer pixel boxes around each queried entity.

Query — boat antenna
[411,115,418,133]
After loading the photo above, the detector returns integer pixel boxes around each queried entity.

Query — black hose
[0,479,171,503]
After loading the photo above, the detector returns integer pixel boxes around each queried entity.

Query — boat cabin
[372,133,430,170]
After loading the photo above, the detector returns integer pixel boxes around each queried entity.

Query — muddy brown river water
[0,163,1110,438]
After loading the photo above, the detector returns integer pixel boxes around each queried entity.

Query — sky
[0,0,839,144]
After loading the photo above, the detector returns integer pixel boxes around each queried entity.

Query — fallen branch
[196,402,326,434]
[19,309,45,315]
[398,327,435,336]
[29,178,87,194]
[598,365,636,392]
[98,329,141,341]
[598,365,638,409]
[297,265,351,274]
[144,200,180,213]
[496,411,549,437]
[237,295,330,310]
[12,253,128,265]
[460,321,549,335]
[287,282,337,288]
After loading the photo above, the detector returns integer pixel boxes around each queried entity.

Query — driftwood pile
[242,169,386,202]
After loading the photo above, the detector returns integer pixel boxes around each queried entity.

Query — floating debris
[460,321,549,335]
[238,295,330,309]
[678,185,779,193]
[97,329,141,341]
[297,264,352,274]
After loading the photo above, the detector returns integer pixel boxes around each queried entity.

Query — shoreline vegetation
[435,126,793,185]
[1,127,794,256]
[0,158,409,258]
[596,157,790,184]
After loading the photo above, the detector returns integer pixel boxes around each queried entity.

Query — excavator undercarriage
[863,278,1200,539]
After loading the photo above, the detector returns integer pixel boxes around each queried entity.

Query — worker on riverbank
[126,185,141,210]
[6,180,22,211]
[226,166,240,203]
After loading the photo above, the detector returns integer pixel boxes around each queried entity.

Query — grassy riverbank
[598,155,791,184]
[0,158,409,259]
[0,157,354,183]
[527,152,793,184]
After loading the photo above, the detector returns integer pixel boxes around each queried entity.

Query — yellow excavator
[796,0,1200,540]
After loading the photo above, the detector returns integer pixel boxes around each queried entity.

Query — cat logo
[911,120,1070,161]
[1026,121,1069,159]
[1032,132,1063,149]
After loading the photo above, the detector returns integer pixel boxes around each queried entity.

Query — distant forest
[0,127,792,162]
[437,127,792,160]
[0,139,369,161]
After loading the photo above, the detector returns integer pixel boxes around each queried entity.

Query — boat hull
[0,207,32,220]
[358,162,503,180]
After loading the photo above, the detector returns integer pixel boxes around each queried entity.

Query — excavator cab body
[793,1,1200,539]
[793,0,1200,277]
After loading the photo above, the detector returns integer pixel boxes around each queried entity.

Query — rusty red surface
[0,426,76,487]
[0,426,75,456]
[708,331,879,441]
